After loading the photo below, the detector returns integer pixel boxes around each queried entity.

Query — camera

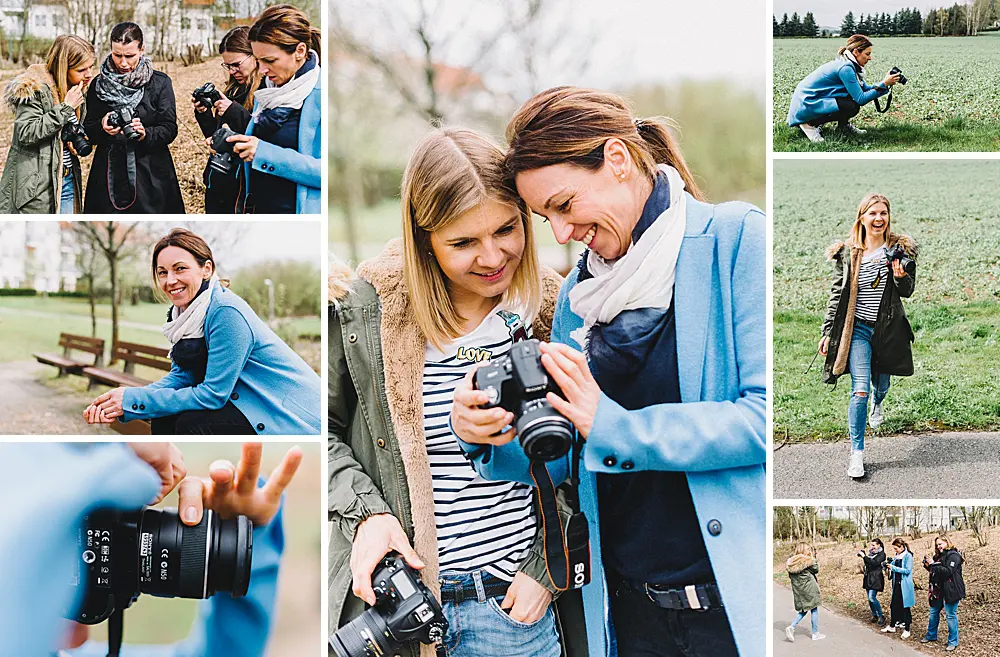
[889,66,908,85]
[192,82,223,111]
[67,507,252,625]
[107,107,140,141]
[886,243,916,276]
[61,122,92,157]
[331,553,447,657]
[473,339,574,462]
[207,125,239,177]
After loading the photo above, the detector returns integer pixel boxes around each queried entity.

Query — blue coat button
[707,519,723,536]
[621,460,634,470]
[256,423,265,431]
[603,455,617,467]
[139,404,145,411]
[231,392,239,400]
[132,404,138,410]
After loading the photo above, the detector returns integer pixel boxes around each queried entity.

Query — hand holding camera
[883,66,906,87]
[857,550,866,558]
[191,82,222,111]
[104,107,141,140]
[886,243,915,278]
[351,513,425,606]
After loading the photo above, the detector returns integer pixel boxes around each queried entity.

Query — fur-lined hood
[4,64,57,110]
[786,553,816,574]
[826,232,919,262]
[328,258,355,304]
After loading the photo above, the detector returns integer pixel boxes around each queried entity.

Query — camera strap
[106,608,124,657]
[529,437,591,592]
[874,90,892,114]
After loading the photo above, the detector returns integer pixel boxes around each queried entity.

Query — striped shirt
[62,114,78,170]
[423,304,535,580]
[856,248,888,322]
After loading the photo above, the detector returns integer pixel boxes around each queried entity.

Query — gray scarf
[93,54,153,110]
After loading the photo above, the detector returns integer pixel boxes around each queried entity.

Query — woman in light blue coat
[882,537,915,638]
[787,34,900,143]
[83,228,321,435]
[451,87,765,657]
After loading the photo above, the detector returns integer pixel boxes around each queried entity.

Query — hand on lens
[65,83,85,109]
[213,96,233,114]
[228,134,258,162]
[818,336,830,356]
[884,72,901,87]
[538,341,600,439]
[190,96,209,114]
[450,366,516,446]
[131,117,146,140]
[102,112,121,136]
[351,513,425,605]
[891,259,906,279]
[176,442,302,528]
[128,442,187,503]
[499,571,552,624]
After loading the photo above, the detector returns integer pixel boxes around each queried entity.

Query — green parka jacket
[786,554,821,613]
[0,64,83,213]
[328,240,585,657]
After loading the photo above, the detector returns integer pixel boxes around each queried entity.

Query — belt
[856,318,876,328]
[439,574,510,604]
[619,578,724,611]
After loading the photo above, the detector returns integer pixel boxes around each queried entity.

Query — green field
[774,160,1000,442]
[773,37,1000,151]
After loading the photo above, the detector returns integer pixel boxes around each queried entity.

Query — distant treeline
[774,1,1000,38]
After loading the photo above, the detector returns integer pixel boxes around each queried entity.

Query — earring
[618,171,626,181]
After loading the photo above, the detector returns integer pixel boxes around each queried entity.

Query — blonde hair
[45,35,95,117]
[934,534,955,554]
[839,34,873,58]
[793,542,814,557]
[402,128,541,350]
[849,193,891,248]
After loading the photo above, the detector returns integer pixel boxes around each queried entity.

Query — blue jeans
[60,170,75,214]
[848,321,890,451]
[439,571,560,657]
[925,600,959,647]
[791,607,819,634]
[867,589,883,619]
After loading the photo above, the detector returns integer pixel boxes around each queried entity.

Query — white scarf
[843,50,867,83]
[252,50,320,120]
[568,164,687,347]
[162,276,217,355]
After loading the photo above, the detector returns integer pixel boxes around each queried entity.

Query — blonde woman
[0,35,94,213]
[819,193,917,479]
[329,128,570,657]
[784,543,823,642]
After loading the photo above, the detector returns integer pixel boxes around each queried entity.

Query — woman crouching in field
[82,228,320,435]
[784,543,824,642]
[787,34,901,143]
[819,193,917,479]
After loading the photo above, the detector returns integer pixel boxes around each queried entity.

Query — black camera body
[107,107,140,141]
[207,126,239,177]
[473,339,574,462]
[331,554,447,657]
[886,243,916,276]
[61,122,92,157]
[890,66,908,85]
[192,82,223,111]
[67,507,252,625]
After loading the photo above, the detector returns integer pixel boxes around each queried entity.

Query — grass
[773,160,1000,442]
[773,37,1000,152]
[0,296,168,326]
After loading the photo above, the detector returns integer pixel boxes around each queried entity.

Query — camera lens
[330,608,394,657]
[137,508,252,599]
[517,399,574,461]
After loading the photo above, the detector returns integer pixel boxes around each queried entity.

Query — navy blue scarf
[167,279,210,383]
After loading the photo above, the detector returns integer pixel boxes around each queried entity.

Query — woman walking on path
[858,538,887,626]
[818,193,917,479]
[922,535,965,651]
[784,543,824,642]
[882,537,915,638]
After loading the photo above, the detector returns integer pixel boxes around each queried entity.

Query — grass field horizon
[773,36,1000,152]
[774,160,1000,442]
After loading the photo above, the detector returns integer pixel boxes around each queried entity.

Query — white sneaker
[882,625,896,633]
[870,401,884,429]
[902,630,911,639]
[785,626,795,642]
[847,450,865,478]
[799,123,824,143]
[840,123,868,136]
[813,633,826,641]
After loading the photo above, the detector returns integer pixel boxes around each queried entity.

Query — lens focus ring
[178,509,211,598]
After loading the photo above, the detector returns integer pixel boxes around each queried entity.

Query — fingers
[93,390,113,404]
[541,351,580,400]
[500,586,515,611]
[391,534,426,571]
[177,476,205,525]
[453,384,490,410]
[207,459,235,509]
[261,446,303,502]
[235,442,262,495]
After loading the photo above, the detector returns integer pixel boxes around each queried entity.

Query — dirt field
[0,57,237,213]
[774,529,1000,654]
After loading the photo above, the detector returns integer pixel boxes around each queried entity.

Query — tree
[961,507,990,546]
[841,10,856,36]
[74,222,141,359]
[780,12,789,37]
[803,12,818,37]
[789,12,802,37]
[773,15,780,37]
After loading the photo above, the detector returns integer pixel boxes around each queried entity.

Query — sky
[773,1,938,28]
[154,221,320,270]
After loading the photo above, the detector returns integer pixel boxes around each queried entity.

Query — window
[181,17,191,29]
[35,14,47,27]
[197,19,209,30]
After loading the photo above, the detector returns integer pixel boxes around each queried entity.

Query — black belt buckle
[645,583,713,612]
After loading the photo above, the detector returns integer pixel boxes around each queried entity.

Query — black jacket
[821,233,918,384]
[82,69,184,214]
[926,548,966,605]
[861,549,886,592]
[194,86,251,214]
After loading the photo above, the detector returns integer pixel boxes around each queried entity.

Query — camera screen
[391,571,417,600]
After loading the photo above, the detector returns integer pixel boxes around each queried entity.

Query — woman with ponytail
[882,537,915,638]
[225,4,321,214]
[452,86,766,657]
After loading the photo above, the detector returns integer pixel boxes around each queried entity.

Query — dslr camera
[886,243,916,276]
[61,122,92,157]
[473,339,574,462]
[207,125,240,177]
[67,506,252,625]
[192,82,223,111]
[889,66,908,85]
[331,553,447,657]
[107,107,140,141]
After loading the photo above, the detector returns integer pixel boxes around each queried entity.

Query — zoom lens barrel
[330,608,394,657]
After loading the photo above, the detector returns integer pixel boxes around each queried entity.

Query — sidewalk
[0,360,104,435]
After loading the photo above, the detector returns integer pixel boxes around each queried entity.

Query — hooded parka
[787,554,821,613]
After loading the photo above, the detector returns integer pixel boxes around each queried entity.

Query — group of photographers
[0,3,321,215]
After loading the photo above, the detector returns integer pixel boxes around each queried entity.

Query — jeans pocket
[486,596,550,629]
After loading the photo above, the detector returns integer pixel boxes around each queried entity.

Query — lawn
[773,159,1000,442]
[773,36,1000,152]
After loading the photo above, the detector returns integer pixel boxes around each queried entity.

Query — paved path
[773,582,924,656]
[0,360,106,435]
[0,306,161,332]
[774,431,1000,499]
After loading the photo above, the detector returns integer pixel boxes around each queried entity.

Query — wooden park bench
[82,341,173,436]
[33,333,105,376]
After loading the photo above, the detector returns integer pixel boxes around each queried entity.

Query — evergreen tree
[774,15,780,37]
[803,12,818,37]
[841,10,856,36]
[790,12,802,37]
[911,8,922,34]
[780,12,789,37]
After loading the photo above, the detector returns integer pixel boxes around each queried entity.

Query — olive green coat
[328,240,578,657]
[787,554,821,612]
[0,64,83,213]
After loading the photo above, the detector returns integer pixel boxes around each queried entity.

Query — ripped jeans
[848,320,890,451]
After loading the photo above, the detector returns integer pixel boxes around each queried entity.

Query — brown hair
[151,229,228,300]
[848,193,891,248]
[402,128,541,349]
[219,26,262,112]
[891,537,911,553]
[504,86,704,201]
[793,542,814,557]
[838,34,873,57]
[249,4,321,58]
[45,35,95,115]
